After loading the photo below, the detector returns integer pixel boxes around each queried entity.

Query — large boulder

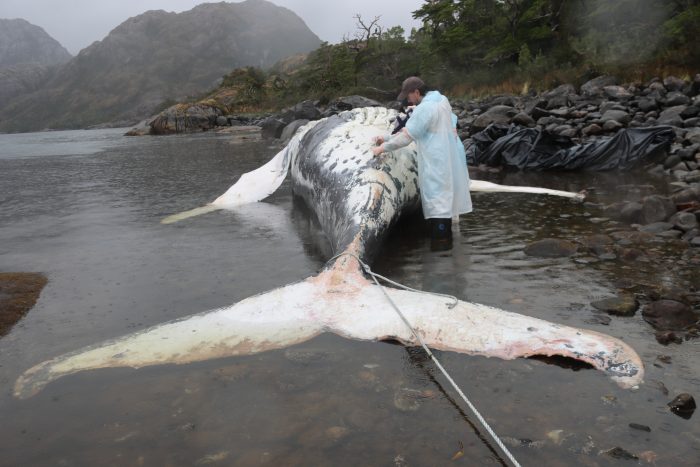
[149,104,222,134]
[281,100,321,123]
[542,84,577,109]
[471,105,518,129]
[330,95,382,111]
[280,119,310,142]
[658,105,688,127]
[603,85,633,100]
[665,92,692,107]
[642,195,677,224]
[581,76,618,97]
[601,109,631,125]
[260,117,286,139]
[642,299,699,331]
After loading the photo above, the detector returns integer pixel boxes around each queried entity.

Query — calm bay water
[0,128,698,466]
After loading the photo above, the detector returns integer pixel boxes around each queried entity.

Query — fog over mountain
[0,0,424,55]
[0,0,321,133]
[0,18,72,67]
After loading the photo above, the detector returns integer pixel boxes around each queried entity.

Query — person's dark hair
[416,84,429,96]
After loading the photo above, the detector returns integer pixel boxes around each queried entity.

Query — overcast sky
[0,0,426,55]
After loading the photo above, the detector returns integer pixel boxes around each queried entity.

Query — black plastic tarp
[465,124,675,170]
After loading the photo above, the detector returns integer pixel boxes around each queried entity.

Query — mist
[0,0,425,55]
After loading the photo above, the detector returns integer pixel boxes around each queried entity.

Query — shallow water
[0,128,698,466]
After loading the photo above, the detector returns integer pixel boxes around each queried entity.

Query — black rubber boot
[429,218,452,239]
[428,218,453,251]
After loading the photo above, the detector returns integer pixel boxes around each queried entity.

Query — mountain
[0,19,71,111]
[0,0,321,133]
[0,18,72,67]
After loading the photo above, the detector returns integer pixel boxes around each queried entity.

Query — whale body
[14,107,641,399]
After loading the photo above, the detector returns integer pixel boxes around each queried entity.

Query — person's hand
[372,145,384,157]
[372,136,384,146]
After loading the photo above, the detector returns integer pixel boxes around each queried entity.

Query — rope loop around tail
[326,252,458,309]
[325,252,522,467]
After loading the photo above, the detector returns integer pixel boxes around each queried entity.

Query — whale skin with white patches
[15,107,641,399]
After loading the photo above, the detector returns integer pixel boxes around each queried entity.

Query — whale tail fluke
[15,257,644,399]
[14,278,326,400]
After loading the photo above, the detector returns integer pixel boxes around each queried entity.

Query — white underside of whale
[14,258,642,399]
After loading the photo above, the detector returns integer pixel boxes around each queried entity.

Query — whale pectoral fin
[331,287,643,389]
[161,144,293,224]
[470,179,586,200]
[14,280,324,399]
[161,204,221,224]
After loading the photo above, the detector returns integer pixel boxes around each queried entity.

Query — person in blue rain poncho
[372,77,472,240]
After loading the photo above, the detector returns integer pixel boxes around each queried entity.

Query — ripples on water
[0,128,698,466]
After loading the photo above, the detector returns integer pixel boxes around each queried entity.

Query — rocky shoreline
[131,74,700,243]
[127,74,700,346]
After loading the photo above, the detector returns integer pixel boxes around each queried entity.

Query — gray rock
[668,393,696,418]
[686,128,700,145]
[280,119,309,142]
[682,228,700,241]
[665,92,692,107]
[603,120,624,132]
[656,229,682,239]
[637,98,658,112]
[642,195,677,223]
[582,123,603,136]
[491,95,518,107]
[591,294,639,316]
[670,211,699,231]
[512,112,535,126]
[680,105,699,119]
[639,222,674,233]
[601,109,631,124]
[672,186,700,204]
[149,103,222,134]
[643,299,699,330]
[543,84,577,109]
[629,423,651,432]
[664,76,687,92]
[260,117,286,139]
[684,117,700,127]
[330,95,382,111]
[659,105,688,126]
[290,100,321,121]
[215,116,229,126]
[603,85,633,100]
[683,171,700,183]
[678,144,700,160]
[581,75,617,96]
[601,447,638,460]
[664,154,682,169]
[559,127,578,138]
[472,105,517,129]
[524,238,578,257]
[620,201,644,223]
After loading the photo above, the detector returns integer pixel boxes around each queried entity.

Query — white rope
[328,253,522,467]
